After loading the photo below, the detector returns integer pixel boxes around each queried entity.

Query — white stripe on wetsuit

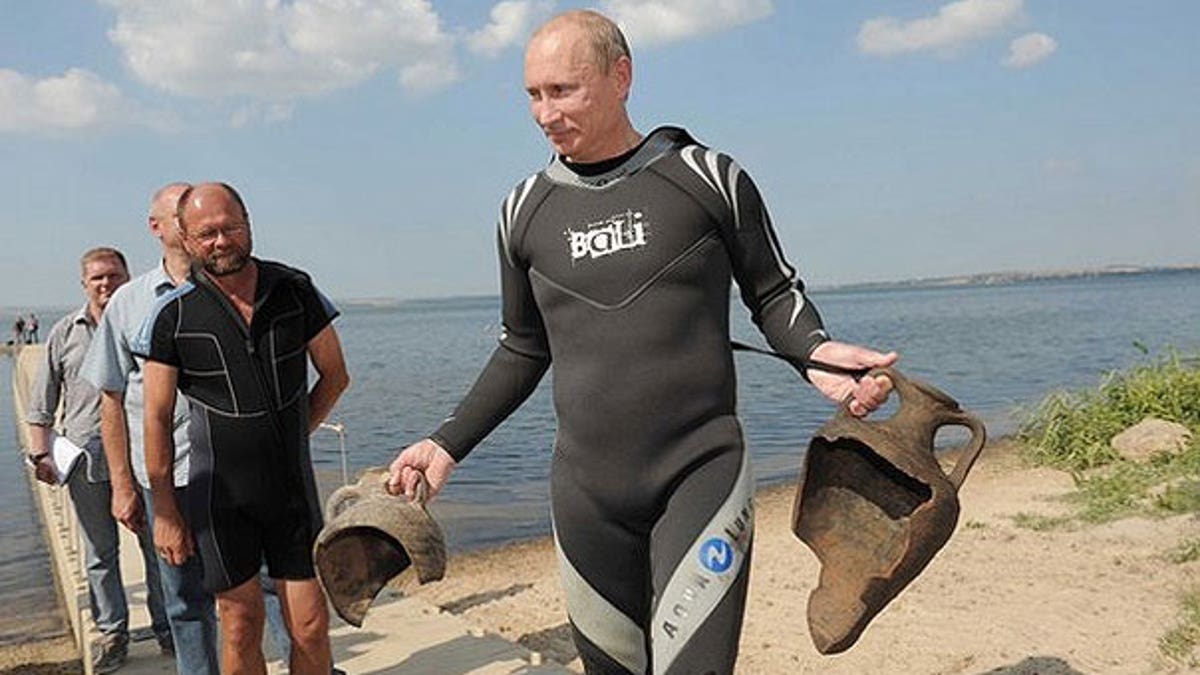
[554,524,649,674]
[651,451,754,673]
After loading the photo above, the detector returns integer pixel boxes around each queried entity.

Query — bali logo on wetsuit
[566,208,648,263]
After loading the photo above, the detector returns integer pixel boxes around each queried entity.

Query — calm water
[2,270,1198,641]
[310,270,1200,550]
[0,357,68,646]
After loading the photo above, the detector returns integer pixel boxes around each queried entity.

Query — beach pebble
[1110,417,1192,462]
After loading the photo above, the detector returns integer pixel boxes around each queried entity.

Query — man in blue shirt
[82,183,220,674]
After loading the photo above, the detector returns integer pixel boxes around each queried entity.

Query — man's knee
[279,580,330,649]
[288,601,329,649]
[217,587,266,649]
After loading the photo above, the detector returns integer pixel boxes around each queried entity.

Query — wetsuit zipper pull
[245,338,255,355]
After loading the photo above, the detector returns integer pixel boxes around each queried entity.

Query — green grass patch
[1016,349,1200,524]
[1168,539,1200,565]
[1160,586,1200,666]
[1019,350,1200,472]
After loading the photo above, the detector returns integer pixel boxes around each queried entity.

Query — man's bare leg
[277,578,332,675]
[216,577,267,675]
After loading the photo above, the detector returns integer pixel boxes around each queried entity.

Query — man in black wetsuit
[139,183,349,675]
[389,10,896,674]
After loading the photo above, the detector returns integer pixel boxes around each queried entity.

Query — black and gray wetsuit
[135,259,338,593]
[433,127,828,674]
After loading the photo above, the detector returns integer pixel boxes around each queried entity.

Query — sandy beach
[2,439,1197,674]
[410,439,1199,674]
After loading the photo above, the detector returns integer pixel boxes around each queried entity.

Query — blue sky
[2,0,1197,307]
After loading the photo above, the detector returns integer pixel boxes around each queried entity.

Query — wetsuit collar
[190,258,277,334]
[544,125,699,189]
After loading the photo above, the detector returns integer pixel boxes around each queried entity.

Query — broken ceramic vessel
[313,467,446,627]
[793,367,986,654]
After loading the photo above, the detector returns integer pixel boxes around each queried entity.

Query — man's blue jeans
[66,469,168,638]
[142,485,220,674]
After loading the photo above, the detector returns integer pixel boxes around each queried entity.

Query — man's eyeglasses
[187,222,248,245]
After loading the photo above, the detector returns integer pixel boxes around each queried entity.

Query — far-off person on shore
[26,247,172,673]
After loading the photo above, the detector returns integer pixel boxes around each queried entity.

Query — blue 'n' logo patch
[699,537,734,574]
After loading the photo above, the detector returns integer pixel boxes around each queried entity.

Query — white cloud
[857,0,1025,58]
[1003,32,1057,68]
[469,1,555,58]
[399,59,462,94]
[101,0,460,101]
[600,0,773,48]
[0,67,170,133]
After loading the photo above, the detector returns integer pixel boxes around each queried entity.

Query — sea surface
[0,356,68,646]
[1,270,1198,644]
[314,269,1200,549]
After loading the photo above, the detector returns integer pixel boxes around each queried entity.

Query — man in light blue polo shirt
[81,182,220,674]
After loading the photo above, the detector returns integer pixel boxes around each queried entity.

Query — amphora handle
[324,484,362,521]
[326,471,435,522]
[936,411,987,490]
[376,470,433,509]
[865,367,987,491]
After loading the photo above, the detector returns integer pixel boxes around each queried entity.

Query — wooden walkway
[10,345,570,674]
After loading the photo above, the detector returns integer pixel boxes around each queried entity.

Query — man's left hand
[31,455,57,485]
[807,341,898,417]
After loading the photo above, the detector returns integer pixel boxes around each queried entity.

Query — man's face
[150,189,187,252]
[82,257,129,311]
[524,26,630,162]
[180,188,253,277]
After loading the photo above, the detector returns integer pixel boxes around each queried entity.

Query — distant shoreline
[337,263,1200,307]
[810,263,1200,294]
[5,263,1196,314]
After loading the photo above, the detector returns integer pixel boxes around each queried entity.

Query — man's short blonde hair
[536,10,631,73]
[79,247,128,275]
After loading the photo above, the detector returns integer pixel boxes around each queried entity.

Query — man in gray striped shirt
[26,246,170,674]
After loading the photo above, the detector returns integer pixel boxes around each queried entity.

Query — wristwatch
[24,453,49,469]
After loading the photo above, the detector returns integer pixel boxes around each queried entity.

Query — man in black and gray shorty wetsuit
[389,10,896,675]
[138,183,349,675]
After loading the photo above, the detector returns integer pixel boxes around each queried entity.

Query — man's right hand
[386,438,457,501]
[111,484,146,533]
[153,508,194,566]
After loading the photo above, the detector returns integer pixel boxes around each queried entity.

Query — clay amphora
[793,367,985,654]
[313,467,446,627]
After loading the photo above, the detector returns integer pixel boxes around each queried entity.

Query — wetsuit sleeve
[133,299,182,367]
[296,278,340,342]
[719,162,830,371]
[430,226,551,462]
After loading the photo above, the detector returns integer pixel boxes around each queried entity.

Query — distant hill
[813,264,1200,293]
